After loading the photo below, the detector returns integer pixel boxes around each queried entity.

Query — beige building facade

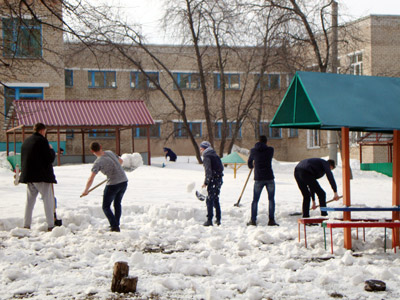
[1,3,399,162]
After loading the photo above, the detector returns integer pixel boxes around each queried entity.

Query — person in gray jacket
[82,142,128,232]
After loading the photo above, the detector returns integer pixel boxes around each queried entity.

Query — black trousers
[294,168,327,217]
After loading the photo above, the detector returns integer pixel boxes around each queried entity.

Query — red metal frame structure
[5,100,154,166]
[358,133,393,163]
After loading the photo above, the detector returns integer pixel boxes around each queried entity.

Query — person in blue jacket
[199,141,224,226]
[247,135,278,226]
[163,147,177,162]
[294,158,339,218]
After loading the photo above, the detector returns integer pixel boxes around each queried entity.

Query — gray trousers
[24,182,55,228]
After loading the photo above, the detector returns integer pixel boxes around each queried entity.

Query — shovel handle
[80,179,107,198]
[235,168,253,206]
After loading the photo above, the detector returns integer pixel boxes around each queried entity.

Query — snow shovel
[312,195,343,209]
[80,179,107,198]
[234,168,253,207]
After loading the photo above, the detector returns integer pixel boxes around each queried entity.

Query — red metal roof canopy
[6,100,154,165]
[9,99,154,127]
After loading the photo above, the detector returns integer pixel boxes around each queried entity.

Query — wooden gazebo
[5,99,154,165]
[270,71,400,250]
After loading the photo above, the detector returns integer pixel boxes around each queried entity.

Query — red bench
[298,217,328,248]
[322,220,400,254]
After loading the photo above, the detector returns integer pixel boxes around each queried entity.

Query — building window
[255,74,281,90]
[66,130,74,139]
[173,73,200,90]
[130,72,159,89]
[4,87,43,117]
[287,74,295,87]
[89,129,115,138]
[214,73,240,90]
[134,123,161,138]
[174,121,202,138]
[65,70,73,87]
[349,52,363,75]
[88,71,116,88]
[288,128,298,138]
[2,18,42,58]
[214,122,241,139]
[259,122,281,139]
[307,129,320,148]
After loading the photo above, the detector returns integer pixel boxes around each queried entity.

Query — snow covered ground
[1,152,400,300]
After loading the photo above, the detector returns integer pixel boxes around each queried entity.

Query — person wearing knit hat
[199,141,224,226]
[199,141,211,149]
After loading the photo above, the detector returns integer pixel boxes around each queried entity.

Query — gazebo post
[147,126,151,165]
[6,132,9,156]
[57,127,61,166]
[392,130,400,247]
[131,128,135,153]
[341,127,352,249]
[81,130,86,164]
[116,127,121,156]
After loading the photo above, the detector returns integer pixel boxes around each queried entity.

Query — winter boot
[268,219,279,226]
[203,220,213,226]
[247,220,256,226]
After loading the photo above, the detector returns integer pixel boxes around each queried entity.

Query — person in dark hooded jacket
[20,123,57,231]
[163,147,177,162]
[199,141,224,226]
[247,135,278,226]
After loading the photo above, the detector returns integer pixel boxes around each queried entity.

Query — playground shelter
[270,71,400,250]
[5,99,154,166]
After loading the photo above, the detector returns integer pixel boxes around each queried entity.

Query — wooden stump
[111,261,137,293]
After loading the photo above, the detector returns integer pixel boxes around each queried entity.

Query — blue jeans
[206,176,223,222]
[102,181,128,228]
[251,179,275,222]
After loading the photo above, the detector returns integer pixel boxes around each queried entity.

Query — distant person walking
[247,135,278,226]
[81,142,128,232]
[20,123,57,231]
[294,158,339,218]
[163,147,177,162]
[199,141,224,226]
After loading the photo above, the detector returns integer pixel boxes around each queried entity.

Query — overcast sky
[111,0,400,43]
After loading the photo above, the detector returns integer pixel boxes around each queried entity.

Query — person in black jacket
[294,158,339,218]
[199,141,224,226]
[247,135,278,226]
[20,123,57,231]
[163,147,177,162]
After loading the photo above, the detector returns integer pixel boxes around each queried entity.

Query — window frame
[174,121,202,138]
[65,69,73,87]
[258,121,281,139]
[173,72,201,90]
[134,122,161,138]
[307,129,320,149]
[214,121,241,139]
[89,129,116,138]
[88,71,117,88]
[288,128,298,138]
[348,51,363,76]
[255,73,281,90]
[214,73,241,90]
[4,86,44,117]
[2,17,42,58]
[130,71,159,89]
